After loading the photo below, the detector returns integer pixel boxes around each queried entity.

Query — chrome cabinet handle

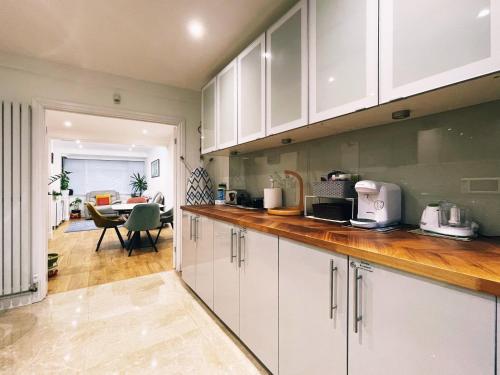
[194,216,200,241]
[351,262,363,333]
[238,229,246,268]
[189,216,193,240]
[230,228,237,263]
[329,259,338,319]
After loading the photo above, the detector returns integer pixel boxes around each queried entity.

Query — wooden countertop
[181,204,500,296]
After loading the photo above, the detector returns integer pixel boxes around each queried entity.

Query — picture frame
[151,159,160,178]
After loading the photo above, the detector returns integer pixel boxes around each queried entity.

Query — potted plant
[51,190,62,201]
[130,173,148,197]
[49,170,72,197]
[70,197,83,218]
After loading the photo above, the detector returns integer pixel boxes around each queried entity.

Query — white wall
[0,51,201,169]
[146,142,174,209]
[0,51,203,308]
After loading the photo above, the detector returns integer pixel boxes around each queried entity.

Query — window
[64,158,145,195]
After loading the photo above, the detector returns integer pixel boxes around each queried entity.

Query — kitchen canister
[264,188,282,209]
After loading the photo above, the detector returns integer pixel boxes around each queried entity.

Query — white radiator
[1,101,33,297]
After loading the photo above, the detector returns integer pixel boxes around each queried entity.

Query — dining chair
[86,203,126,251]
[155,208,173,245]
[123,203,161,256]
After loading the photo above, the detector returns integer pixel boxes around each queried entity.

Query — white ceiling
[0,0,294,90]
[51,139,154,160]
[46,110,175,147]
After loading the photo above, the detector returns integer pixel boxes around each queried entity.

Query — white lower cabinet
[213,221,279,374]
[185,212,497,375]
[181,213,214,308]
[181,212,197,290]
[279,238,348,375]
[348,258,496,375]
[213,221,240,334]
[194,216,214,309]
[239,228,279,375]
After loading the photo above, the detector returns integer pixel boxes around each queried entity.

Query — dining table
[111,202,164,214]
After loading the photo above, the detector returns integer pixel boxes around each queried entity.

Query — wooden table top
[181,204,500,296]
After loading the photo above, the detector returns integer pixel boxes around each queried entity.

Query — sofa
[84,190,122,218]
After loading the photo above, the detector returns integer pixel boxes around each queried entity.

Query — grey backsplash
[229,100,500,236]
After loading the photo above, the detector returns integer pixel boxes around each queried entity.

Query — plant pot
[48,253,59,277]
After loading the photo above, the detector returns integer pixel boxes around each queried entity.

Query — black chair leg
[96,228,107,252]
[146,230,158,252]
[154,223,164,245]
[114,227,125,248]
[128,231,137,256]
[127,231,132,240]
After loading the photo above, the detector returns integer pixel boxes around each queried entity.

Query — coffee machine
[350,180,401,229]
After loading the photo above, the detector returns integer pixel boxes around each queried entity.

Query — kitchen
[182,0,500,374]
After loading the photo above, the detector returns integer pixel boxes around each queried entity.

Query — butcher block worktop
[181,205,500,296]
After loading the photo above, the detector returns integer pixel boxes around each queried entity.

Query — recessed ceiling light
[328,76,335,83]
[187,20,205,39]
[128,148,132,152]
[75,139,81,144]
[142,129,148,135]
[78,144,83,149]
[64,121,72,127]
[131,144,136,148]
[477,8,490,18]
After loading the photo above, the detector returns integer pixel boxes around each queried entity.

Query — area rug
[64,220,99,233]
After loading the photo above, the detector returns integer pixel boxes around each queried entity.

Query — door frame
[31,98,186,302]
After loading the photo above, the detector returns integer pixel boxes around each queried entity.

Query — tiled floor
[48,220,173,294]
[0,272,267,374]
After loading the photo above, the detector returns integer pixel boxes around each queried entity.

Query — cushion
[127,197,148,204]
[96,194,111,206]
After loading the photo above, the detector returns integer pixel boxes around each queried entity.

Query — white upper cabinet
[380,0,500,103]
[201,78,217,154]
[216,60,238,149]
[309,0,378,123]
[266,0,308,135]
[237,34,266,144]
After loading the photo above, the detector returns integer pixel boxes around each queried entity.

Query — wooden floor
[47,219,174,294]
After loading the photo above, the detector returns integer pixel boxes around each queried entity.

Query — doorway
[32,99,186,300]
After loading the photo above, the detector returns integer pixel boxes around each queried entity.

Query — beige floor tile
[1,271,269,374]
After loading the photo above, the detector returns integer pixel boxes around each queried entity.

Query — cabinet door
[181,213,196,290]
[201,78,217,154]
[216,60,238,149]
[239,228,278,375]
[213,221,240,334]
[309,0,378,123]
[194,216,214,309]
[348,258,496,375]
[266,0,308,135]
[279,238,348,375]
[380,0,500,103]
[237,34,266,144]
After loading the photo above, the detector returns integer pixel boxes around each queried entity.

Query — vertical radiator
[1,101,33,298]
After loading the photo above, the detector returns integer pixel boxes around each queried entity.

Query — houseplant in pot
[70,197,83,219]
[130,173,148,197]
[49,169,72,197]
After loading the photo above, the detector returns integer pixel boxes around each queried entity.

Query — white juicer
[350,180,402,229]
[420,202,479,238]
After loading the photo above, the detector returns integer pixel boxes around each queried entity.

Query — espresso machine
[350,180,401,229]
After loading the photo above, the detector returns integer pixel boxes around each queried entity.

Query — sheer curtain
[64,158,145,195]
